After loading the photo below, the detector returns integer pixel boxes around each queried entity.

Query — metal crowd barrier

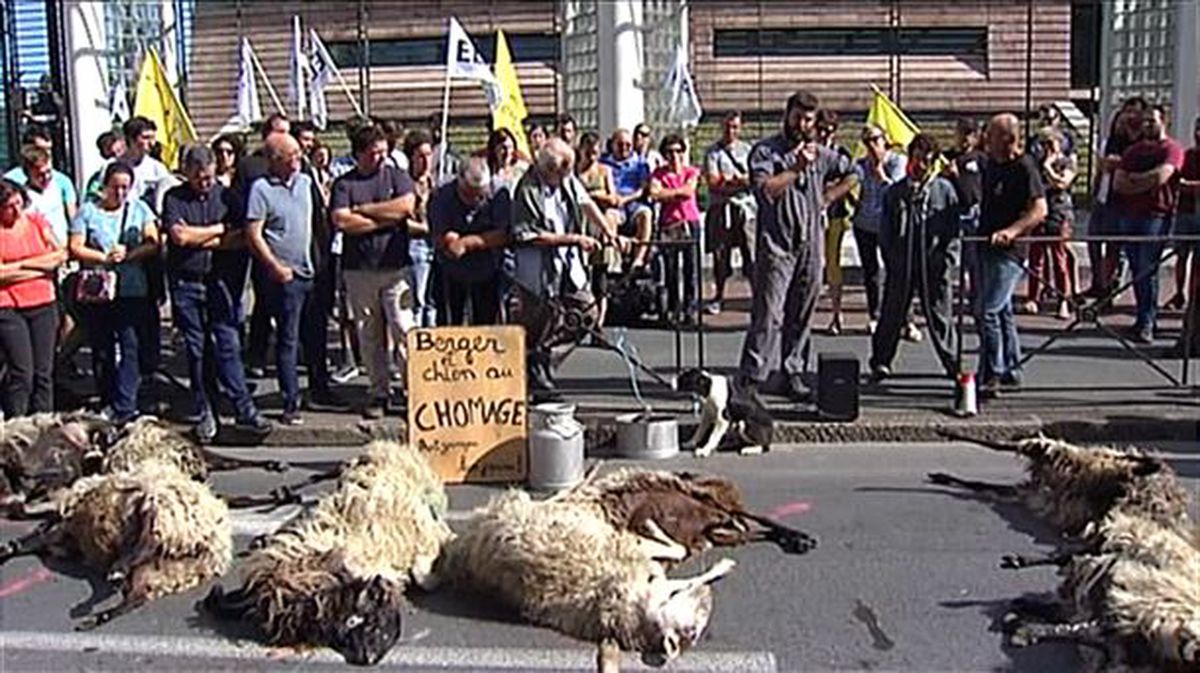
[955,232,1200,387]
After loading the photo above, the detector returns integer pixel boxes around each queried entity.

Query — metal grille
[640,0,683,132]
[104,1,165,96]
[561,0,599,131]
[1105,0,1174,107]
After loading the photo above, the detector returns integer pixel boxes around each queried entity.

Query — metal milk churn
[527,402,586,492]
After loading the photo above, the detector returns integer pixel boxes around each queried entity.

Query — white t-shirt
[543,185,587,291]
[116,154,171,208]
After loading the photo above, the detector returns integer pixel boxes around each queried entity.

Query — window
[713,26,988,60]
[328,32,560,68]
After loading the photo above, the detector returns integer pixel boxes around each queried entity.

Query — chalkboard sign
[406,326,528,483]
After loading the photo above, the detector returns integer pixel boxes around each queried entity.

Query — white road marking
[0,629,777,671]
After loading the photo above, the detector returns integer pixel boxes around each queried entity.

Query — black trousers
[300,263,334,393]
[870,229,959,377]
[442,275,501,326]
[0,303,57,416]
[853,226,883,320]
[246,265,272,367]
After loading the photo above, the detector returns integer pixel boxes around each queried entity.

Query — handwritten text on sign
[407,326,527,483]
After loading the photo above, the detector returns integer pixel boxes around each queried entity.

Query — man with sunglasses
[738,90,856,402]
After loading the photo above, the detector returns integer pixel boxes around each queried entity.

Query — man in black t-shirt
[330,124,416,419]
[163,144,271,441]
[943,118,987,302]
[977,113,1048,397]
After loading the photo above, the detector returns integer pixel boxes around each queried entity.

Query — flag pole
[438,69,452,183]
[331,67,365,118]
[247,40,286,115]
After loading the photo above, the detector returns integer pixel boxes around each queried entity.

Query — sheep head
[326,574,405,666]
[627,558,735,664]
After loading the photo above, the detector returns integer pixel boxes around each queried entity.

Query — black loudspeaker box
[817,352,859,421]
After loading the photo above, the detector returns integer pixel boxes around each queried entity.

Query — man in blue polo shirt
[602,128,653,268]
[163,144,272,442]
[245,133,316,426]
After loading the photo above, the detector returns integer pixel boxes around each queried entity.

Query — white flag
[308,29,335,130]
[109,78,130,122]
[234,37,262,128]
[446,17,497,84]
[288,16,307,119]
[663,45,702,128]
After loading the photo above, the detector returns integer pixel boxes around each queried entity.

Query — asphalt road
[1,441,1197,672]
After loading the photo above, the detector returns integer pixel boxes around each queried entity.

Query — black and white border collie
[674,369,774,457]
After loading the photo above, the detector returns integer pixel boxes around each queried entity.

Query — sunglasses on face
[666,147,685,155]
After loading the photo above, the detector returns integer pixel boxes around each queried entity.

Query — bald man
[245,133,318,425]
[977,113,1047,397]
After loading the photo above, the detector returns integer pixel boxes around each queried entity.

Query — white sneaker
[868,319,878,335]
[331,365,360,384]
[903,323,923,342]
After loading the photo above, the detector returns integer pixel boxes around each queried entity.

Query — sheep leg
[0,521,56,564]
[635,519,689,561]
[664,558,737,595]
[199,448,289,474]
[410,553,441,591]
[222,485,305,510]
[735,510,818,555]
[927,472,1020,498]
[597,638,622,673]
[1000,551,1073,570]
[76,595,146,631]
[201,585,255,619]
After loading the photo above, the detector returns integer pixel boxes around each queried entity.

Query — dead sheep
[103,417,288,480]
[562,468,817,557]
[1005,516,1200,671]
[435,489,737,671]
[0,458,233,630]
[204,441,451,666]
[0,410,116,512]
[929,434,1190,536]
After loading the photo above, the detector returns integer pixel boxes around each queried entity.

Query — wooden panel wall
[186,0,559,139]
[689,0,1072,116]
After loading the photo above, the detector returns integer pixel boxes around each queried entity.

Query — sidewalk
[59,263,1199,447]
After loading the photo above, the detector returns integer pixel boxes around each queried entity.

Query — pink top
[0,212,56,309]
[652,165,701,228]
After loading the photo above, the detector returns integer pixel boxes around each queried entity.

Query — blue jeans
[88,297,148,419]
[1120,215,1168,330]
[409,238,437,328]
[959,204,981,304]
[260,276,312,413]
[978,247,1024,383]
[171,277,258,422]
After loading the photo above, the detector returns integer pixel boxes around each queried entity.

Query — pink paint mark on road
[768,502,812,519]
[0,567,52,599]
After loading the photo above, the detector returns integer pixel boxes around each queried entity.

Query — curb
[193,413,1200,448]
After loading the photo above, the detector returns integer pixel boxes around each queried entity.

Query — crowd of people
[0,89,1197,436]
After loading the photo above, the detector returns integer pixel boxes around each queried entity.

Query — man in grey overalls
[738,91,855,400]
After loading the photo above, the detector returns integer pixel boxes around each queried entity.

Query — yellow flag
[133,48,197,169]
[492,30,530,159]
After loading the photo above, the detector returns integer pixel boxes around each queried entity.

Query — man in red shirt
[1114,105,1185,343]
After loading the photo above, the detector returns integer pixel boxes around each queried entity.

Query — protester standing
[1085,98,1147,298]
[1113,105,1185,344]
[1174,116,1200,311]
[431,157,511,326]
[244,134,318,425]
[649,133,701,324]
[575,132,621,328]
[486,128,528,194]
[118,116,173,204]
[555,114,578,148]
[1023,128,1077,320]
[405,130,438,328]
[69,162,161,423]
[526,123,549,158]
[0,180,65,416]
[978,114,1047,396]
[329,125,417,420]
[852,124,907,334]
[868,134,960,380]
[942,118,986,303]
[211,133,244,189]
[703,111,755,315]
[816,110,853,334]
[162,145,271,441]
[510,138,612,396]
[632,123,665,171]
[738,90,855,401]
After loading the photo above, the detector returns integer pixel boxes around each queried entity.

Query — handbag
[74,203,127,304]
